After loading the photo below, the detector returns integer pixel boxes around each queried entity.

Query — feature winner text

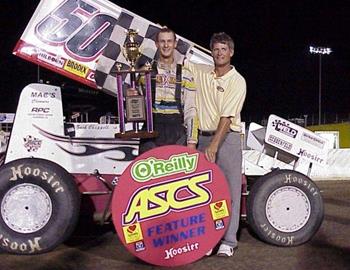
[146,213,205,259]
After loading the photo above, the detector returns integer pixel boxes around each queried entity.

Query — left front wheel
[0,158,80,254]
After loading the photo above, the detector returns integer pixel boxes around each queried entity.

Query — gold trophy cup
[115,29,157,139]
[122,29,141,71]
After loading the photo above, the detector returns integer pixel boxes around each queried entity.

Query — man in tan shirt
[185,32,246,257]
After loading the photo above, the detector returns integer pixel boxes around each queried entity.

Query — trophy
[122,29,140,72]
[115,29,158,139]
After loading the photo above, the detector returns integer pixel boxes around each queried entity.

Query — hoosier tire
[247,169,324,246]
[0,158,80,254]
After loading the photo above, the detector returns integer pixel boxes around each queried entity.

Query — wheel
[247,169,324,246]
[0,158,80,254]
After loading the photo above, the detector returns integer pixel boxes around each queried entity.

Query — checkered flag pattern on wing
[95,9,193,96]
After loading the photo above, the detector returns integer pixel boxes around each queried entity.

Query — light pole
[309,46,332,125]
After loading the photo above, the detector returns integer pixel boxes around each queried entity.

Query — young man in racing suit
[129,27,198,152]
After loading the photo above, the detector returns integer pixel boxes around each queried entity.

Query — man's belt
[199,130,216,136]
[199,130,234,136]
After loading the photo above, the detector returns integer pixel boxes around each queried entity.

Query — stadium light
[309,46,332,125]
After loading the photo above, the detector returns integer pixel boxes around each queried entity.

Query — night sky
[1,0,349,123]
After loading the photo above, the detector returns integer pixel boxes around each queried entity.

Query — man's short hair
[210,32,234,51]
[155,27,176,42]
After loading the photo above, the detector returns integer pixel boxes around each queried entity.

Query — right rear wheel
[247,169,324,246]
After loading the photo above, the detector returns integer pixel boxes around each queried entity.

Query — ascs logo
[122,171,212,225]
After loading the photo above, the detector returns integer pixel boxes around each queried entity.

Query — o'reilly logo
[272,120,298,138]
[131,153,198,182]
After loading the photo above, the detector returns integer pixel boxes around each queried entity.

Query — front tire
[0,158,80,254]
[247,169,324,246]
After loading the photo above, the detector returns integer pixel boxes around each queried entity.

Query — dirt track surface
[2,181,350,270]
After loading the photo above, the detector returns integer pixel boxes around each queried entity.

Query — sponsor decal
[267,134,292,151]
[209,200,229,220]
[272,119,298,138]
[284,173,319,196]
[259,224,294,245]
[30,91,57,105]
[31,107,50,113]
[122,172,212,225]
[23,135,42,152]
[28,107,53,119]
[0,235,42,253]
[297,148,324,165]
[131,153,198,182]
[86,70,95,82]
[64,59,89,78]
[9,164,64,193]
[37,51,65,68]
[301,132,325,149]
[30,92,56,99]
[215,219,225,230]
[0,113,15,123]
[0,114,6,122]
[122,223,144,244]
[112,145,231,266]
[135,241,146,252]
[164,242,200,260]
[216,86,225,92]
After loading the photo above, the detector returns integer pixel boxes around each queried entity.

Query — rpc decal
[112,145,231,267]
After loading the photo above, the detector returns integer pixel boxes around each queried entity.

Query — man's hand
[187,143,197,150]
[205,143,218,162]
[204,117,231,163]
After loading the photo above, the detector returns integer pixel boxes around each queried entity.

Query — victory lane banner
[112,145,231,267]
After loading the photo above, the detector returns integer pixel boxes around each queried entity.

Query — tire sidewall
[0,158,80,254]
[247,169,324,246]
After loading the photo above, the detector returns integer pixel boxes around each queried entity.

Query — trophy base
[115,130,159,139]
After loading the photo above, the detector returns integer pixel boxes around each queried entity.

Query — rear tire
[0,158,80,254]
[247,169,324,246]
